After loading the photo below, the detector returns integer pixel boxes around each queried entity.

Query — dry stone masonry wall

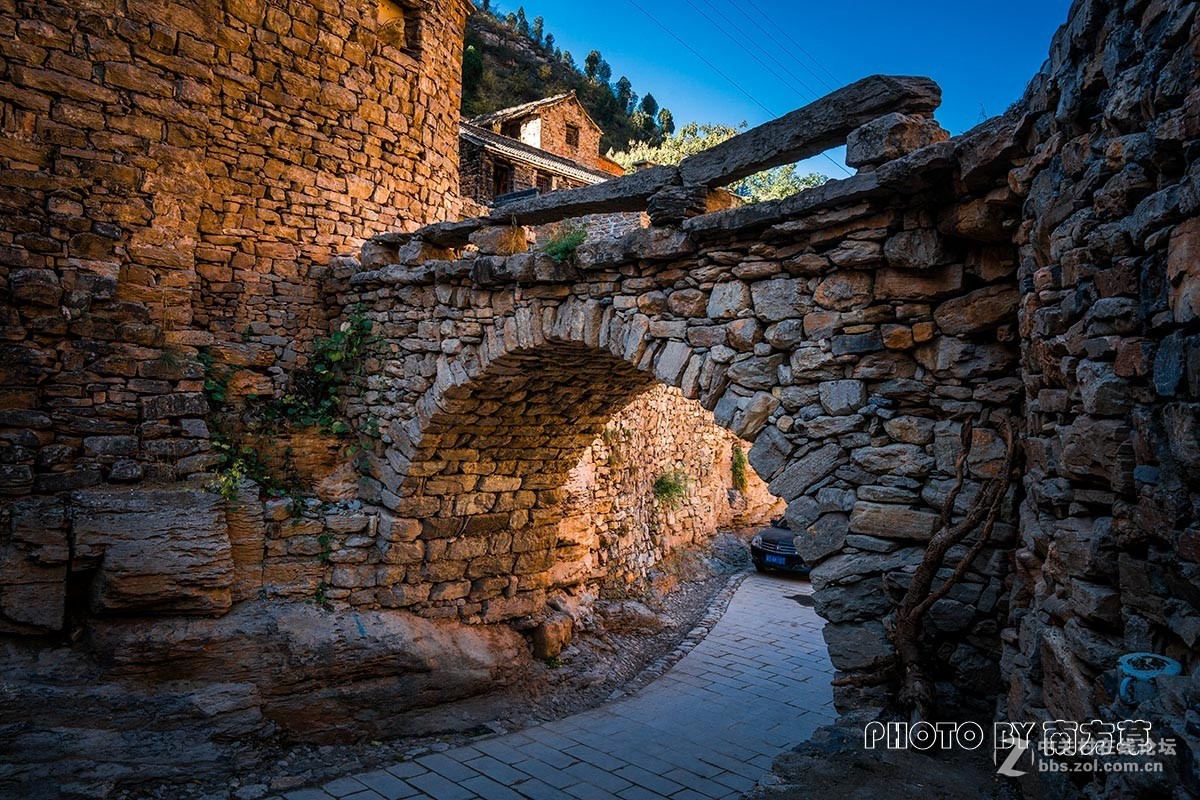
[341,105,1025,713]
[1,1,1199,797]
[557,384,783,594]
[1000,1,1200,796]
[0,0,474,503]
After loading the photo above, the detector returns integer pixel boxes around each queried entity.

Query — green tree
[657,107,675,135]
[516,7,529,36]
[462,45,484,98]
[562,49,575,69]
[595,58,611,84]
[640,93,658,119]
[609,121,827,203]
[584,50,601,80]
[531,16,544,45]
[544,33,555,53]
[615,76,634,113]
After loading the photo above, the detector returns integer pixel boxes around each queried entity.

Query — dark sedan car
[750,526,809,574]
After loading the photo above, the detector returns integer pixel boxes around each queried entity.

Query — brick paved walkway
[281,573,835,800]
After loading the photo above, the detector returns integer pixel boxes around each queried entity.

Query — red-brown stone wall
[0,0,473,495]
[535,98,602,169]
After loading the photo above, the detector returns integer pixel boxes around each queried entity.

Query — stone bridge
[338,75,1025,711]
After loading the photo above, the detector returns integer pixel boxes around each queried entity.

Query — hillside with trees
[462,1,672,153]
[609,122,828,203]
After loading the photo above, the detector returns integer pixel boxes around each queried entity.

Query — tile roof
[460,122,613,185]
[468,90,603,133]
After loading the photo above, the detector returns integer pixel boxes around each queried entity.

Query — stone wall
[1000,0,1200,794]
[527,96,603,170]
[560,384,784,593]
[340,118,1023,715]
[0,0,474,502]
[458,141,592,205]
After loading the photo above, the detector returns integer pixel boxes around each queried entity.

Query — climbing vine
[200,307,377,500]
[731,442,748,492]
[259,308,376,434]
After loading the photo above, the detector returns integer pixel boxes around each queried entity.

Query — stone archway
[346,193,1021,717]
[368,328,788,621]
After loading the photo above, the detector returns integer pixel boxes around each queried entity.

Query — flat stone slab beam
[678,75,941,188]
[484,165,679,226]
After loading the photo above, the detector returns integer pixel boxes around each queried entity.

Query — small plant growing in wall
[731,442,748,492]
[601,425,623,468]
[493,225,529,255]
[541,224,586,264]
[263,306,376,434]
[653,469,690,509]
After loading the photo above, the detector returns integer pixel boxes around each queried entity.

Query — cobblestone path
[281,573,835,800]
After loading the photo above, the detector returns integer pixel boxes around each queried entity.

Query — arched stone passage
[346,174,1023,715]
[391,343,661,621]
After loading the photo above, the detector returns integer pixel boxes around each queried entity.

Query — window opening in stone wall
[565,124,580,148]
[535,172,552,194]
[377,0,421,55]
[493,163,513,197]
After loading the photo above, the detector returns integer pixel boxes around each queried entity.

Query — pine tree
[516,7,529,36]
[640,93,658,119]
[596,58,611,84]
[544,33,555,53]
[615,77,634,113]
[531,16,544,45]
[657,108,675,135]
[584,50,601,81]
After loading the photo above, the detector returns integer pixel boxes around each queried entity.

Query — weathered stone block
[707,281,752,318]
[768,443,842,501]
[845,112,948,168]
[71,485,234,614]
[883,228,957,269]
[823,619,893,671]
[819,380,866,416]
[932,284,1020,335]
[848,501,939,540]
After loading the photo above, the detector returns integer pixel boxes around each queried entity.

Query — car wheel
[754,562,767,573]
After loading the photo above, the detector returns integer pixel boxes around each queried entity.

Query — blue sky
[486,0,1072,175]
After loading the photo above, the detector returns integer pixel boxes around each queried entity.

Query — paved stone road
[282,573,834,800]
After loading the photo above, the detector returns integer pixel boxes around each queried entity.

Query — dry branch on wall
[892,415,1017,719]
[832,417,1017,708]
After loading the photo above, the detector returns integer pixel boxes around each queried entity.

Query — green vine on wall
[731,442,749,492]
[260,308,376,434]
[200,307,377,501]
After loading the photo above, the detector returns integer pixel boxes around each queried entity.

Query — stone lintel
[684,140,957,239]
[677,75,942,189]
[485,165,680,226]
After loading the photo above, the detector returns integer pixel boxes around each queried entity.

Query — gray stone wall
[1001,0,1200,795]
[340,157,1022,713]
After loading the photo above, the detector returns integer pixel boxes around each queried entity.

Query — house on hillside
[460,91,624,206]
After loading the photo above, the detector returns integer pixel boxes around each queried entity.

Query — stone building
[1,0,1199,798]
[0,0,477,500]
[460,91,623,205]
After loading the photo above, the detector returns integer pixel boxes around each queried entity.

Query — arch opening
[384,342,784,624]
